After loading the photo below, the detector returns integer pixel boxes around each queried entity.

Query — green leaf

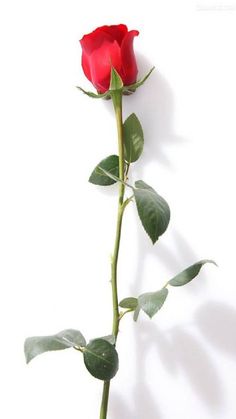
[24,329,86,364]
[109,68,123,91]
[138,288,169,319]
[168,259,217,287]
[83,339,119,381]
[133,306,141,322]
[99,335,116,345]
[76,86,109,99]
[89,155,119,186]
[96,166,132,188]
[119,297,138,310]
[123,67,155,93]
[123,113,144,163]
[134,180,170,244]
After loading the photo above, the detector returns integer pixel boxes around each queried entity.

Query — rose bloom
[80,24,139,93]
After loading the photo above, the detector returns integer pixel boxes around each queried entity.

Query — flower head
[80,24,139,93]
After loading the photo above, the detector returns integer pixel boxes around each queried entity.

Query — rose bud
[80,24,139,93]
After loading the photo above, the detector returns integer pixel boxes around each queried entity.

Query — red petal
[81,52,92,81]
[80,28,113,55]
[121,30,139,85]
[100,24,128,45]
[89,40,122,92]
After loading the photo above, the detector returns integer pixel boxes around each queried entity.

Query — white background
[0,1,236,418]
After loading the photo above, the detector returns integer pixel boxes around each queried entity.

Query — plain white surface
[0,1,236,418]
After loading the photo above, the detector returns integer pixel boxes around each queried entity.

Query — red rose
[80,24,139,93]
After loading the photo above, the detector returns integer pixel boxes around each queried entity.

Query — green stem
[99,381,110,419]
[99,90,125,419]
[111,90,125,339]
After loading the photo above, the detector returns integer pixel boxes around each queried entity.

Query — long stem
[99,90,125,419]
[111,92,125,338]
[99,381,110,419]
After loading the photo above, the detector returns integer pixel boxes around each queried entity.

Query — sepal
[77,67,155,99]
[109,67,123,91]
[123,67,155,94]
[76,86,110,99]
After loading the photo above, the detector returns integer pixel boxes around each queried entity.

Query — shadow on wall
[109,56,236,418]
[195,301,236,358]
[123,53,186,172]
[94,53,185,202]
[103,53,186,171]
[111,301,236,419]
